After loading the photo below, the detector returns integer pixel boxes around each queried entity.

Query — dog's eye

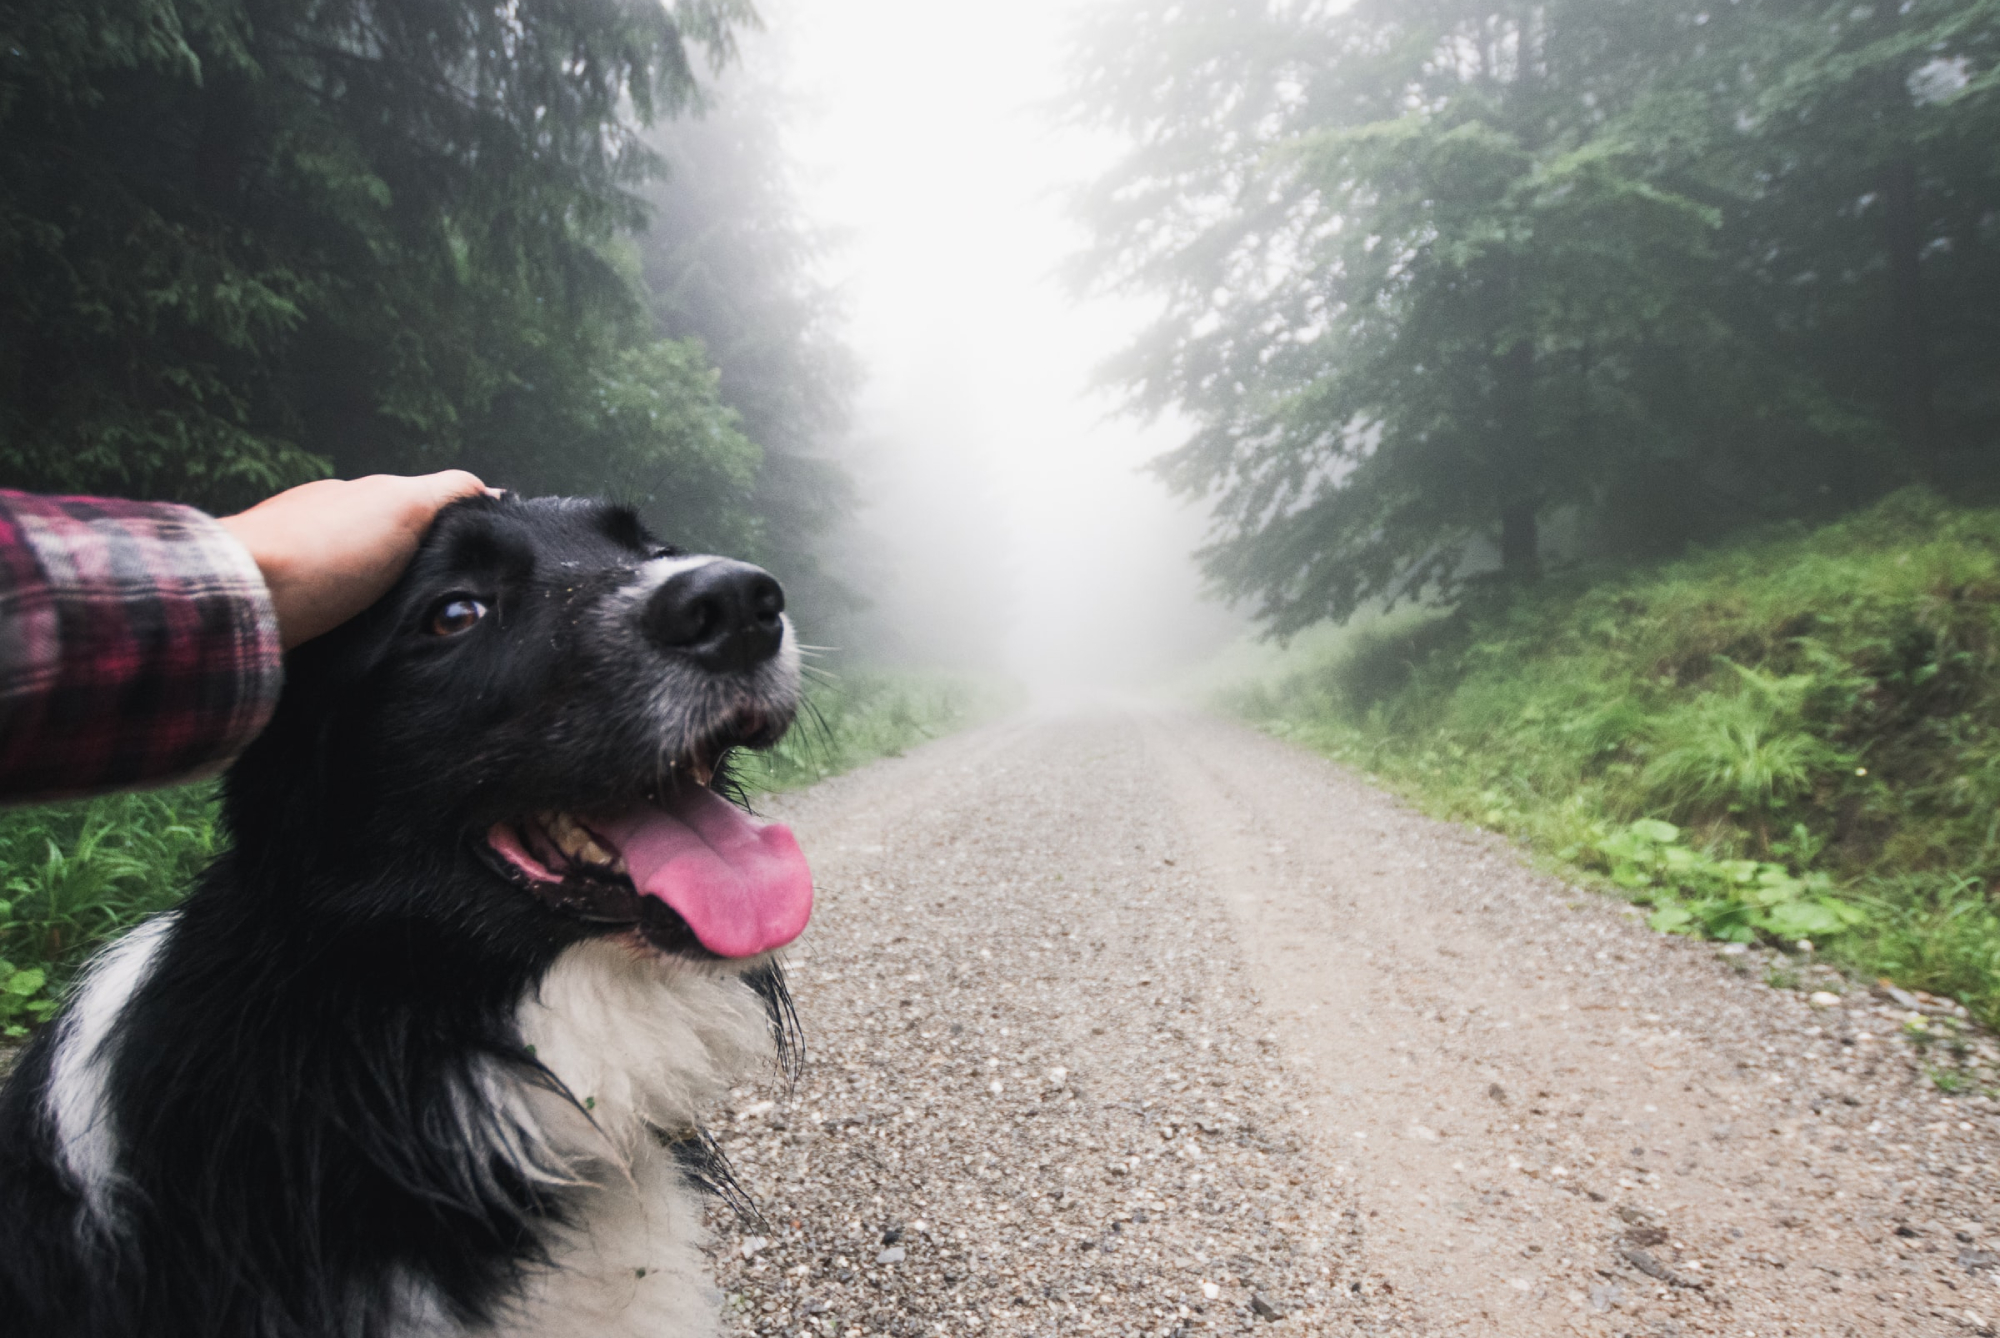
[428,596,489,637]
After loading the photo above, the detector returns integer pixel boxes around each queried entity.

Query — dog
[0,494,812,1337]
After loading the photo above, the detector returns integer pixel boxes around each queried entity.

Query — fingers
[404,470,493,511]
[349,471,494,537]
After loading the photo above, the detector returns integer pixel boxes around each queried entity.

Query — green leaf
[1596,831,1647,863]
[3,967,47,997]
[1752,870,1807,904]
[1648,904,1695,934]
[1660,845,1701,873]
[1759,901,1849,939]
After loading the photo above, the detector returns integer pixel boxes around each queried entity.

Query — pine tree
[1073,1,1732,629]
[1706,0,2000,483]
[1069,0,2000,634]
[0,0,762,540]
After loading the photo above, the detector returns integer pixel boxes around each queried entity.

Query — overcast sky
[757,0,1243,695]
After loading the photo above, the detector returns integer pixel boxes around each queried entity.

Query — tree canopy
[0,0,786,555]
[1069,0,2000,635]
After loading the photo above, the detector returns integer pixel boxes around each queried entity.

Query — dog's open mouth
[485,783,812,960]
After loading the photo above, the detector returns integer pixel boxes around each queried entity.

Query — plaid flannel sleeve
[0,490,283,802]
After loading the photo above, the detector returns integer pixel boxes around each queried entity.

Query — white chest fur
[478,940,773,1338]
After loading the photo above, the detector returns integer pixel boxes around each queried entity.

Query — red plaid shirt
[0,491,282,802]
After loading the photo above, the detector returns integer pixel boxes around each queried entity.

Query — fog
[759,0,1243,697]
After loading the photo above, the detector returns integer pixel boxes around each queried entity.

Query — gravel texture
[709,709,2000,1336]
[704,715,1393,1337]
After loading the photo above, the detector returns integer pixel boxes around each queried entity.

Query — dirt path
[705,708,2000,1338]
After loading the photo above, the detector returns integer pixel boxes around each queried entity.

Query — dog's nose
[643,560,786,671]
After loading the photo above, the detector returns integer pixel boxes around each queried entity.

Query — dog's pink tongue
[594,790,812,958]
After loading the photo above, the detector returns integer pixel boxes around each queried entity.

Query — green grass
[1216,488,2000,1028]
[0,785,222,1036]
[733,669,1014,794]
[0,670,1005,1035]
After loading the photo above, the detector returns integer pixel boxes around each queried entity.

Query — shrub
[1639,661,1854,830]
[1217,489,2000,1027]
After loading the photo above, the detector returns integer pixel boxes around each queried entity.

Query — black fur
[0,496,800,1337]
[661,1128,761,1227]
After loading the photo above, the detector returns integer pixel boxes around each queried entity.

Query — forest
[0,0,859,630]
[11,0,1995,629]
[1071,0,2000,630]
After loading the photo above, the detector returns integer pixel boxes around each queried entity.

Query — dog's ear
[222,624,380,869]
[592,503,652,555]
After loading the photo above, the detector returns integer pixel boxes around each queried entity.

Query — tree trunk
[1882,152,1938,481]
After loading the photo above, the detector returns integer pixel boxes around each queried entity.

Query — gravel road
[704,708,2000,1338]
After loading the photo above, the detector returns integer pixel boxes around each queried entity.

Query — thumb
[404,469,493,516]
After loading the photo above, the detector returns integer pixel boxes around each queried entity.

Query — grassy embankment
[0,669,1004,1036]
[1219,490,2000,1035]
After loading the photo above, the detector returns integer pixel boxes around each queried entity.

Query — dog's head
[224,494,811,963]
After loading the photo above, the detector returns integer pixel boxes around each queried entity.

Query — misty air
[2,1,1999,1335]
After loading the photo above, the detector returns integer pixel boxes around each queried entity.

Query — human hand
[219,472,492,648]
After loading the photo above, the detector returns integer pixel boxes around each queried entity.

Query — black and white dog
[0,495,813,1337]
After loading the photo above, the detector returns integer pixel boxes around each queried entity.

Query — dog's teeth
[691,762,714,788]
[527,811,620,870]
[546,813,594,860]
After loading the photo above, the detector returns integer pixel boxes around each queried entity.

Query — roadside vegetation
[0,672,999,1037]
[733,670,1015,794]
[0,787,221,1037]
[1216,491,2000,1028]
